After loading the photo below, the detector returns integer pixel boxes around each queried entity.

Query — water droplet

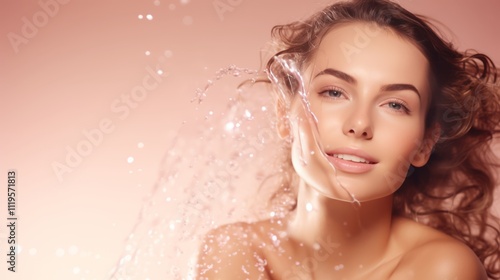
[225,122,235,131]
[146,14,153,20]
[157,69,164,75]
[306,202,313,212]
[137,142,144,149]
[180,0,190,4]
[261,106,267,111]
[269,211,275,217]
[145,51,151,56]
[138,14,144,19]
[127,156,134,163]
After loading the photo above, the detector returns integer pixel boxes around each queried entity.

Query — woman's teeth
[334,154,370,164]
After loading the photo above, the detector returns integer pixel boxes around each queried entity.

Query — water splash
[192,65,258,104]
[267,54,359,204]
[109,65,281,279]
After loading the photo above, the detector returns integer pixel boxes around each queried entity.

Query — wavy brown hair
[263,0,500,278]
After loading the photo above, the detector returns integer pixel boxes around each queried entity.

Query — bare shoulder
[391,218,487,280]
[195,221,271,279]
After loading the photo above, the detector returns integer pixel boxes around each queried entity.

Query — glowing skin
[283,22,433,202]
[197,22,487,280]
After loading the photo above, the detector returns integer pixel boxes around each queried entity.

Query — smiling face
[285,22,436,202]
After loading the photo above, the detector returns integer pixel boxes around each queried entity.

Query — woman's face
[287,22,433,202]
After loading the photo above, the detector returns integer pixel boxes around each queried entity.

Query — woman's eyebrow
[314,68,357,84]
[314,68,421,100]
[381,84,421,100]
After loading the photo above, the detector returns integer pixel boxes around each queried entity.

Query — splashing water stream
[268,55,359,205]
[110,56,362,279]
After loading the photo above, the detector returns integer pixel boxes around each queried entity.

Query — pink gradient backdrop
[1,0,499,279]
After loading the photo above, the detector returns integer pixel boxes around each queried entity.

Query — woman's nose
[342,108,373,140]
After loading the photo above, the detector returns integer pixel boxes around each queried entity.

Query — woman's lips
[325,149,378,174]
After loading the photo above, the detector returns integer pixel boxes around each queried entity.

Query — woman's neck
[286,180,395,268]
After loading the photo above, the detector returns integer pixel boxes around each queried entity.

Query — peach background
[1,0,499,279]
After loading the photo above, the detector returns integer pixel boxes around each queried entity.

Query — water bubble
[261,106,267,111]
[138,142,144,149]
[180,0,190,4]
[127,156,134,164]
[146,14,153,20]
[145,51,151,56]
[138,14,144,19]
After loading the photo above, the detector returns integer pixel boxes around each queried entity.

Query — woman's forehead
[306,22,431,90]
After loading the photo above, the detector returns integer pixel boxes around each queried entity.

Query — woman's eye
[388,102,402,110]
[386,101,410,114]
[320,88,345,98]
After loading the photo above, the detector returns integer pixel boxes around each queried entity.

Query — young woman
[196,0,500,279]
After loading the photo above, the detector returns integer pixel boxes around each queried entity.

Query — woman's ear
[411,123,441,167]
[276,99,291,139]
